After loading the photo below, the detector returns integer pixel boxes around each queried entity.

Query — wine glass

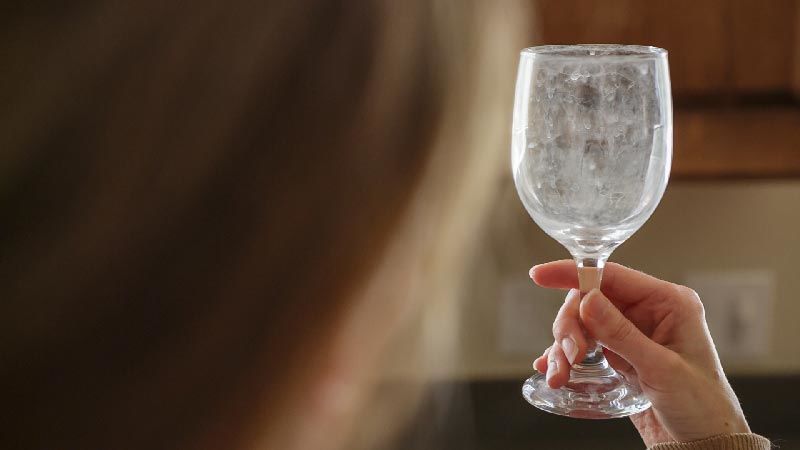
[511,45,672,419]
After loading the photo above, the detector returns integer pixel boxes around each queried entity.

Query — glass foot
[522,363,651,419]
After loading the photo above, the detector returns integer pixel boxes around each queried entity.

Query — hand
[530,260,750,447]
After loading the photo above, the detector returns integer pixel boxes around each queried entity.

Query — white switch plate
[685,270,774,361]
[497,279,554,355]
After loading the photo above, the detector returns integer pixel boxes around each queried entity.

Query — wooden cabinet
[675,108,800,178]
[532,0,800,178]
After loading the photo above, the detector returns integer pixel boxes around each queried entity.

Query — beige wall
[455,179,800,379]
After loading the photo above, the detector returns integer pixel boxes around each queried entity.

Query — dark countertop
[390,375,800,450]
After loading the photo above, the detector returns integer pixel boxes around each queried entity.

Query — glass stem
[575,257,605,365]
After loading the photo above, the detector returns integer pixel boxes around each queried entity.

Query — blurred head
[1,1,526,449]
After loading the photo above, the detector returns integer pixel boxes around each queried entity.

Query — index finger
[529,260,671,305]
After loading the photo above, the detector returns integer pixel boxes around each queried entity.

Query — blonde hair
[0,1,528,449]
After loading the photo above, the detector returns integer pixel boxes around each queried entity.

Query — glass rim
[520,44,667,60]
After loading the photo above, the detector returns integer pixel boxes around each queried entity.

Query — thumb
[579,289,670,375]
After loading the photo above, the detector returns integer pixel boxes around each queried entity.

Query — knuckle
[677,285,705,315]
[678,285,700,302]
[666,282,686,300]
[552,318,571,338]
[666,283,705,316]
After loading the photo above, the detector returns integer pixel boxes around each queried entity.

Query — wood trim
[672,107,800,179]
[794,0,800,98]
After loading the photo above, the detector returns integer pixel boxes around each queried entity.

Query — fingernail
[546,360,557,381]
[566,288,580,302]
[583,289,609,320]
[562,337,578,365]
[546,346,558,381]
[529,265,539,279]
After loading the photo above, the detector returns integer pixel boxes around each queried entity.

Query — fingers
[529,260,576,289]
[545,342,570,388]
[532,289,588,378]
[533,346,550,373]
[530,260,672,306]
[579,289,669,375]
[532,344,570,388]
[552,289,588,365]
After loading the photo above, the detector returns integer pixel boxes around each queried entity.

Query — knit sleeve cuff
[649,433,771,450]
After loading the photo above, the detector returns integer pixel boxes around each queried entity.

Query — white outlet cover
[685,270,774,361]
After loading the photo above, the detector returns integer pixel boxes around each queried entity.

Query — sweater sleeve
[648,433,770,450]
